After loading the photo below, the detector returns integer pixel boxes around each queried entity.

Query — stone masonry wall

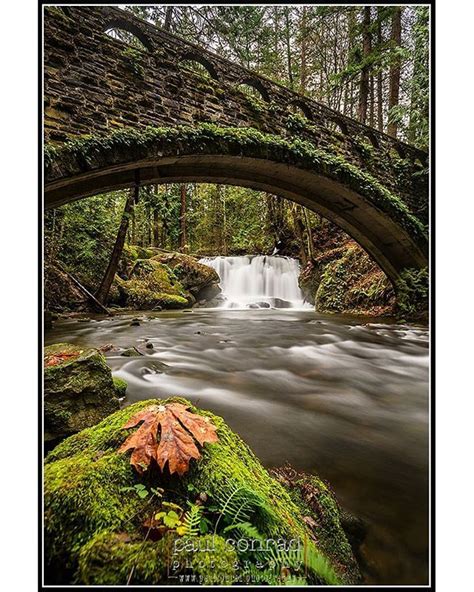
[44,6,428,222]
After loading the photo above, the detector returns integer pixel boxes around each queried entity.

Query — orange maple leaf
[119,403,219,476]
[44,351,81,367]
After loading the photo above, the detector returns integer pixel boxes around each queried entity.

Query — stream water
[45,308,429,585]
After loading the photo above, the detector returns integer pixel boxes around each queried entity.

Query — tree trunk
[376,7,384,132]
[291,204,307,266]
[164,7,173,31]
[300,7,308,93]
[179,184,187,252]
[221,187,227,256]
[95,187,137,304]
[387,7,402,137]
[153,208,160,247]
[358,7,371,124]
[284,8,294,89]
[303,208,315,261]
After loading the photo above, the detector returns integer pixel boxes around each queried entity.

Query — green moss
[112,376,127,398]
[121,46,145,78]
[316,245,395,315]
[45,123,427,244]
[45,398,355,585]
[44,344,120,440]
[152,252,219,296]
[116,259,190,309]
[77,531,169,585]
[395,266,429,317]
[286,112,311,133]
[275,470,359,582]
[352,136,374,160]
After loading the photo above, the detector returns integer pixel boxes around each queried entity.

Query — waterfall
[199,255,310,309]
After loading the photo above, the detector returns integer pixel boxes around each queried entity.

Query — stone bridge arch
[43,5,429,285]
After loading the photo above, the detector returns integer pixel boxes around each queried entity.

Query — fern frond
[181,503,202,537]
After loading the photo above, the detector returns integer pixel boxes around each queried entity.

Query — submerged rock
[120,347,143,357]
[44,397,360,585]
[44,343,120,443]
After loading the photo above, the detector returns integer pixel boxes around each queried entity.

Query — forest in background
[44,5,429,317]
[126,4,429,147]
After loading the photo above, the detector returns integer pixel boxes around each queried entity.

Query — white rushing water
[199,255,310,309]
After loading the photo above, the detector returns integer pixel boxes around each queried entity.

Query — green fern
[180,503,202,537]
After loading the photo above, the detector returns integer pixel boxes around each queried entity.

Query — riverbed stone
[44,397,360,585]
[44,343,120,442]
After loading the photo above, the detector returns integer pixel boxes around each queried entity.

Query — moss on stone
[116,259,190,309]
[112,376,127,398]
[152,252,220,300]
[44,397,357,585]
[77,531,169,585]
[44,343,120,441]
[44,123,427,245]
[271,467,360,583]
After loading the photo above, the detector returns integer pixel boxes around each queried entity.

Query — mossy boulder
[112,376,127,398]
[152,253,221,302]
[44,397,360,585]
[118,244,161,278]
[44,343,120,442]
[114,259,190,309]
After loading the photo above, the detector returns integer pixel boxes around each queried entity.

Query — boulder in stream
[152,253,221,303]
[44,343,120,443]
[44,397,360,585]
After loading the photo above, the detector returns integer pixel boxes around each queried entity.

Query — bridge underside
[45,151,427,285]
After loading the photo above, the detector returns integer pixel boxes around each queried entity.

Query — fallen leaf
[44,351,81,367]
[119,403,219,475]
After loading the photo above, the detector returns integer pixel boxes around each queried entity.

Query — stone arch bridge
[44,6,429,284]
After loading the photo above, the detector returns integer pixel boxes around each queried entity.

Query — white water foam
[199,255,311,309]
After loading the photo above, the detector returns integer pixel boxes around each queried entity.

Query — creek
[46,307,428,584]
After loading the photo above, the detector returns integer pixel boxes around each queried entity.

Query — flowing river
[45,310,428,584]
[44,257,429,585]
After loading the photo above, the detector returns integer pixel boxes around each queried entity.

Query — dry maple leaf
[119,403,219,476]
[45,350,82,367]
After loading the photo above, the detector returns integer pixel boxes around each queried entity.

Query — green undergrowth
[45,124,426,242]
[395,266,429,317]
[316,243,395,315]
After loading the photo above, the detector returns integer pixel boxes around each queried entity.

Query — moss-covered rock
[271,466,362,583]
[44,343,120,442]
[115,259,190,309]
[112,376,127,398]
[44,397,360,585]
[152,252,221,302]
